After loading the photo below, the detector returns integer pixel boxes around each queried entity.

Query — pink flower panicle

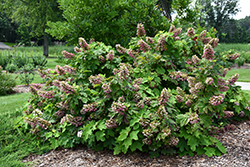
[79,37,90,50]
[227,53,240,60]
[102,82,112,94]
[239,111,245,117]
[74,46,82,53]
[176,87,185,96]
[29,83,43,94]
[146,37,155,44]
[55,65,66,75]
[142,138,152,145]
[227,74,239,85]
[80,102,98,115]
[217,78,226,85]
[157,105,168,119]
[118,96,125,102]
[142,129,153,137]
[98,55,105,63]
[192,55,200,64]
[136,100,144,109]
[222,68,229,77]
[169,137,179,146]
[206,77,214,85]
[105,118,118,129]
[168,24,175,33]
[111,102,127,115]
[185,99,193,107]
[62,50,76,59]
[223,111,234,118]
[198,30,206,41]
[89,38,95,44]
[89,74,105,86]
[133,78,143,91]
[133,92,142,102]
[60,114,82,127]
[209,94,225,106]
[170,71,188,81]
[25,117,51,129]
[139,118,149,127]
[53,80,61,87]
[38,90,55,99]
[54,110,65,118]
[138,39,151,52]
[187,77,196,88]
[187,27,195,38]
[209,38,219,48]
[175,95,184,103]
[173,28,182,38]
[127,49,136,58]
[156,34,166,51]
[116,44,126,54]
[56,101,69,110]
[116,63,132,81]
[158,88,169,105]
[137,23,146,37]
[106,50,115,60]
[64,65,75,74]
[202,44,215,60]
[219,85,229,92]
[60,81,75,94]
[202,37,212,44]
[188,113,199,124]
[143,97,151,106]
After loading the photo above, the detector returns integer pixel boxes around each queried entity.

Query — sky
[233,0,250,20]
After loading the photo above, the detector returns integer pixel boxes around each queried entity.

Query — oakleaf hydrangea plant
[20,24,250,158]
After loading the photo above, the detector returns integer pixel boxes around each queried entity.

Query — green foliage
[12,52,30,68]
[21,24,250,158]
[0,51,12,70]
[0,66,16,95]
[19,64,35,85]
[16,23,32,46]
[46,0,169,46]
[31,55,48,69]
[6,63,18,73]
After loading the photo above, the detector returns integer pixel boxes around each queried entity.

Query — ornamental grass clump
[20,24,250,158]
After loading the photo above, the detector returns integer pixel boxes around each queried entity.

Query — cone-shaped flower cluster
[60,114,82,127]
[62,50,76,59]
[158,88,169,105]
[54,110,65,118]
[80,102,98,114]
[156,34,165,51]
[29,83,43,94]
[105,118,118,129]
[209,38,219,48]
[227,74,239,85]
[111,102,127,115]
[137,23,146,37]
[38,90,55,99]
[226,53,240,60]
[102,82,112,94]
[138,39,151,52]
[205,77,214,85]
[146,37,154,44]
[202,44,214,60]
[106,50,115,60]
[223,111,234,118]
[89,74,105,86]
[60,81,75,94]
[209,94,225,106]
[188,113,199,124]
[116,44,126,54]
[187,27,195,38]
[79,37,90,50]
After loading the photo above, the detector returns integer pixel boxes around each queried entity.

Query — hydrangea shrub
[21,24,250,157]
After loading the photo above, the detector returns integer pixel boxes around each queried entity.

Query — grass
[3,42,16,47]
[0,93,50,167]
[224,69,250,82]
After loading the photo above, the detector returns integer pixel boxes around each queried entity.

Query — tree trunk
[43,35,49,57]
[159,0,172,22]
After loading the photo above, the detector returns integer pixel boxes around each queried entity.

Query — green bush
[0,66,16,95]
[21,24,250,157]
[0,51,12,70]
[12,52,30,68]
[19,64,35,85]
[5,63,18,73]
[31,55,47,69]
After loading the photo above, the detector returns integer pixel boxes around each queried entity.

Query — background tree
[0,11,18,42]
[2,0,63,57]
[46,0,170,47]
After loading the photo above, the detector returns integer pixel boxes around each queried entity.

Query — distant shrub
[0,66,16,95]
[6,63,18,73]
[31,55,47,69]
[12,52,30,68]
[0,51,12,70]
[19,64,35,85]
